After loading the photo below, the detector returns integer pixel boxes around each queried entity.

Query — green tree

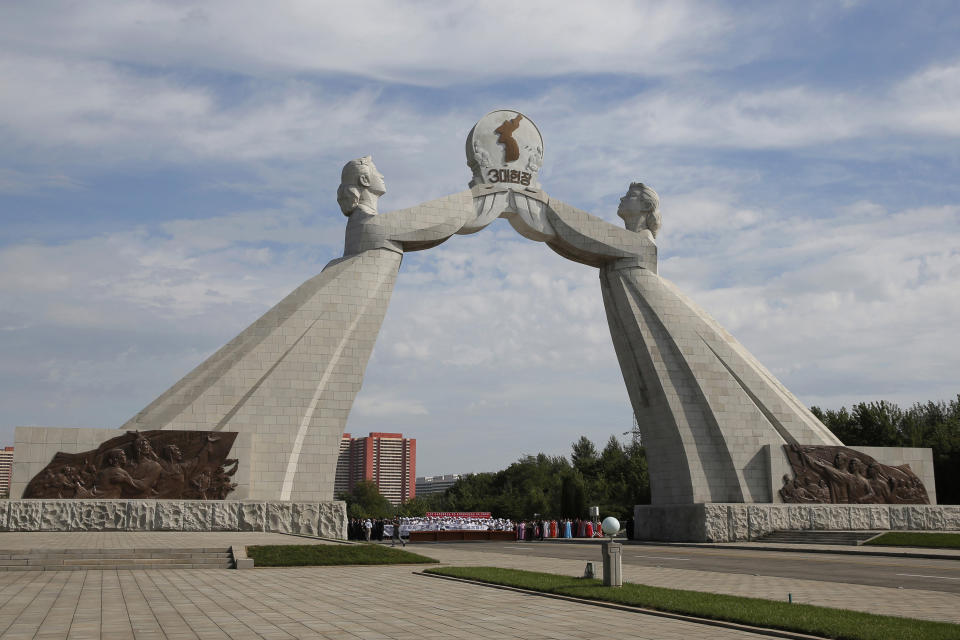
[340,481,394,519]
[560,471,586,518]
[815,393,960,504]
[428,435,651,520]
[397,496,433,517]
[624,441,651,506]
[571,436,599,477]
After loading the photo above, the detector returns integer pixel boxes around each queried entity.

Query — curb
[415,571,827,640]
[628,541,960,561]
[274,532,356,545]
[532,538,960,561]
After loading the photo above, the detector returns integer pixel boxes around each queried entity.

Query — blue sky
[1,1,959,475]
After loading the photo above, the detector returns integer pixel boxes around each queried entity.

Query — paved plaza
[419,543,960,624]
[0,532,958,639]
[0,563,786,640]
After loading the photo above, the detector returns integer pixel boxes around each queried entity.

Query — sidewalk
[0,532,957,639]
[417,544,960,625]
[680,540,960,560]
[537,536,960,560]
[0,560,785,640]
[0,531,335,550]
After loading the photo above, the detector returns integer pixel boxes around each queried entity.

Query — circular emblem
[465,110,544,190]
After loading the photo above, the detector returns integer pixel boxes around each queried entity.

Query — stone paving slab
[0,565,786,640]
[416,544,960,625]
[545,538,960,560]
[705,540,960,559]
[0,532,334,551]
[0,532,957,639]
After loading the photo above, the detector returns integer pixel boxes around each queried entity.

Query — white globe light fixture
[601,516,620,537]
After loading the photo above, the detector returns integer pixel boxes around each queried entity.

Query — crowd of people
[347,515,513,541]
[514,518,605,540]
[395,515,514,533]
[347,515,612,542]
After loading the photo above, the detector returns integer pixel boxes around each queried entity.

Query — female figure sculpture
[480,174,842,504]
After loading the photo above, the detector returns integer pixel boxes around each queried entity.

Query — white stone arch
[122,172,840,504]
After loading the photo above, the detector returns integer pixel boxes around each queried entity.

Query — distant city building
[415,474,466,496]
[0,447,13,498]
[334,433,415,505]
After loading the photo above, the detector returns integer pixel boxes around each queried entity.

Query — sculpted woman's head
[337,156,386,216]
[617,182,661,237]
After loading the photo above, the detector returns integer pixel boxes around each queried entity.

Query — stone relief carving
[466,109,543,189]
[780,444,930,504]
[23,430,238,500]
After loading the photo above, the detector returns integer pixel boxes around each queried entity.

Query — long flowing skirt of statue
[599,264,841,504]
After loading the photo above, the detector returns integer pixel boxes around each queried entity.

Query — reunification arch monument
[123,108,840,505]
[12,110,948,540]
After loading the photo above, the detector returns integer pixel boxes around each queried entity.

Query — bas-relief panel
[636,503,960,542]
[22,430,239,500]
[779,444,930,505]
[0,500,346,537]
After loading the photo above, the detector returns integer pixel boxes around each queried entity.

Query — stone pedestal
[601,541,622,587]
[0,499,347,538]
[633,503,960,542]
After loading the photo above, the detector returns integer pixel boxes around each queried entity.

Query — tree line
[340,435,649,521]
[340,394,959,518]
[811,395,960,504]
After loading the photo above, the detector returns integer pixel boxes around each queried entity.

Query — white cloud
[0,206,342,324]
[0,169,85,195]
[892,61,960,136]
[2,1,959,474]
[548,66,960,160]
[1,190,959,471]
[353,391,429,418]
[0,2,742,85]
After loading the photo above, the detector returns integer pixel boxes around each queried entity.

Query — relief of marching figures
[779,444,930,504]
[22,430,239,500]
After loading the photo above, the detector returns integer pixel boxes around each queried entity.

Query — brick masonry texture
[634,503,960,542]
[0,500,346,537]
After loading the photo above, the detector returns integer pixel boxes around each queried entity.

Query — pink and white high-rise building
[334,433,415,505]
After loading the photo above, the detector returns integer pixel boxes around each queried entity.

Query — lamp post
[600,516,622,587]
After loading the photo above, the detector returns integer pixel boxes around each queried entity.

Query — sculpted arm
[338,155,480,256]
[541,196,658,270]
[473,183,661,270]
[380,190,477,250]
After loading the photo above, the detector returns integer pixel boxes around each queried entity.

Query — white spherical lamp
[601,516,620,536]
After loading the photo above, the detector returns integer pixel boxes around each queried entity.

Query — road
[421,540,960,593]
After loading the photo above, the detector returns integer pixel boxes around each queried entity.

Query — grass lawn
[247,544,437,567]
[425,567,960,640]
[864,532,960,549]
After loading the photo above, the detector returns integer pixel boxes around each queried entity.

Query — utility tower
[623,413,642,447]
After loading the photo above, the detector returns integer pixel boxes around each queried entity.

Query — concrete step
[0,547,234,570]
[0,547,230,556]
[0,563,233,572]
[0,552,231,559]
[757,530,881,545]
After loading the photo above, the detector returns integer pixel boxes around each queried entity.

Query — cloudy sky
[2,1,958,475]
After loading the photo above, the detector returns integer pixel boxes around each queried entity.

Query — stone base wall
[0,500,346,539]
[634,503,960,542]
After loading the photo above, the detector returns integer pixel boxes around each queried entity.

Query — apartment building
[334,433,415,505]
[0,446,14,499]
